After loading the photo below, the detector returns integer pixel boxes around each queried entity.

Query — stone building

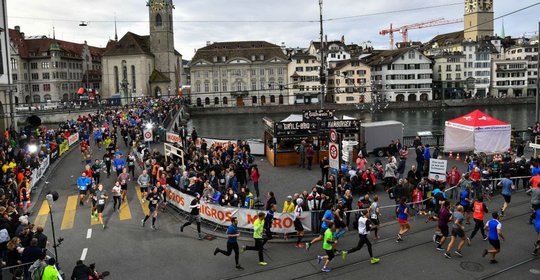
[189,41,289,107]
[0,0,15,130]
[287,52,320,105]
[327,58,372,104]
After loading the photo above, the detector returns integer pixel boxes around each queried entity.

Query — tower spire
[52,25,56,40]
[114,14,118,42]
[501,19,506,38]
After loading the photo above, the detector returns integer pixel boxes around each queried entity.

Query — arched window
[196,98,202,106]
[33,95,41,103]
[205,97,210,105]
[396,94,405,102]
[62,94,69,101]
[252,96,257,104]
[114,66,119,93]
[156,14,162,27]
[261,95,266,104]
[407,94,417,102]
[44,94,52,101]
[131,65,136,92]
[121,60,127,82]
[270,95,275,103]
[279,94,284,104]
[214,97,219,105]
[223,97,228,105]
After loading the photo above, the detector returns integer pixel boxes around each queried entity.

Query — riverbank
[188,96,534,116]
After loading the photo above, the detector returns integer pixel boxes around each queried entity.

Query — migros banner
[166,186,312,233]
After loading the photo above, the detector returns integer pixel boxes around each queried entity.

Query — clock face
[482,0,493,11]
[151,0,165,12]
[465,0,475,13]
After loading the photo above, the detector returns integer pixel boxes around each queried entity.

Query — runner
[141,186,161,230]
[95,184,108,229]
[306,204,334,250]
[497,174,514,217]
[294,198,306,248]
[532,207,540,256]
[127,152,136,178]
[435,201,452,251]
[468,196,489,245]
[214,217,244,270]
[368,195,381,239]
[91,159,102,185]
[103,150,113,178]
[396,197,410,242]
[113,154,126,177]
[111,182,121,211]
[180,193,203,240]
[241,212,267,266]
[459,185,474,224]
[482,212,505,263]
[262,203,276,245]
[117,167,132,202]
[94,128,103,150]
[77,172,91,206]
[317,223,337,272]
[137,170,151,203]
[341,209,380,264]
[89,183,98,221]
[445,205,466,258]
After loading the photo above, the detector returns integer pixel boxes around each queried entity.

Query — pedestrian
[317,223,337,272]
[435,201,452,251]
[298,141,306,168]
[41,258,59,280]
[396,197,410,242]
[241,212,267,266]
[320,156,330,183]
[250,165,260,200]
[468,196,489,245]
[77,172,91,206]
[214,217,244,270]
[445,205,466,258]
[141,186,161,230]
[306,144,315,170]
[497,174,514,217]
[111,181,121,211]
[95,184,108,229]
[294,198,306,248]
[180,193,203,240]
[341,209,381,264]
[71,259,93,280]
[282,196,295,213]
[482,212,505,264]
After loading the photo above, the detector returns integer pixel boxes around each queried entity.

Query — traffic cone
[449,151,453,159]
[26,201,32,208]
[456,153,460,160]
[18,202,23,209]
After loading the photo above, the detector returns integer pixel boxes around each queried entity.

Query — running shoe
[341,250,348,261]
[432,234,437,243]
[317,256,323,264]
[321,267,331,272]
[436,246,445,251]
[214,248,219,256]
[258,262,268,266]
[235,265,244,270]
[102,224,106,229]
[141,219,145,227]
[151,225,156,230]
[467,237,471,246]
[444,252,452,259]
[483,236,488,241]
[454,251,463,257]
[295,243,305,248]
[489,259,498,264]
[240,246,246,254]
[482,249,488,258]
[305,242,311,251]
[370,257,380,264]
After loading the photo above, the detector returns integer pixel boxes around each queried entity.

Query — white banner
[166,132,182,145]
[30,155,50,190]
[429,158,447,181]
[166,186,311,233]
[68,133,79,146]
[143,128,153,142]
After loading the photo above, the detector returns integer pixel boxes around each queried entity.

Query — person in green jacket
[317,223,337,272]
[41,258,59,280]
[241,212,267,266]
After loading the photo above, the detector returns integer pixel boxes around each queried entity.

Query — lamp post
[45,191,62,271]
[319,0,325,109]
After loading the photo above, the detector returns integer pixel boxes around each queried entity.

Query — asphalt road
[25,142,540,280]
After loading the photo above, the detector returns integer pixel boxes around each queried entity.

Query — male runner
[141,187,161,230]
[137,169,151,203]
[214,217,244,270]
[341,209,380,264]
[294,198,306,248]
[77,172,91,206]
[241,212,267,266]
[95,184,108,229]
[482,212,505,264]
[306,204,334,250]
[180,193,203,240]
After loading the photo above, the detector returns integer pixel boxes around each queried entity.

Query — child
[412,185,424,215]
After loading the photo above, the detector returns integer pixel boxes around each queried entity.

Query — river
[187,104,535,139]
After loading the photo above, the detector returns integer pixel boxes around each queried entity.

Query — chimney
[341,35,345,44]
[206,41,211,46]
[20,32,24,38]
[14,26,20,32]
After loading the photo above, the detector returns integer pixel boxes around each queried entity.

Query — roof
[102,32,152,57]
[310,40,346,51]
[333,58,367,70]
[289,52,317,60]
[446,110,509,128]
[191,41,287,63]
[363,48,413,66]
[426,31,464,49]
[149,69,171,83]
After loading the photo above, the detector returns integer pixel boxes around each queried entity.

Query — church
[101,0,182,102]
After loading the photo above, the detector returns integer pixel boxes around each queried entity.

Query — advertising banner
[59,141,69,156]
[68,133,79,146]
[429,158,448,181]
[166,186,312,233]
[165,132,182,145]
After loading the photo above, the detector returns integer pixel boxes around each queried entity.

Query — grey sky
[6,0,540,59]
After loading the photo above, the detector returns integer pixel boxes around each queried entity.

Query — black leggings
[347,234,373,257]
[469,218,486,239]
[245,238,264,262]
[113,196,121,210]
[216,242,239,265]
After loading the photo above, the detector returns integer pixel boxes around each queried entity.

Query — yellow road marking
[33,201,49,228]
[135,186,149,216]
[119,195,132,221]
[60,196,78,230]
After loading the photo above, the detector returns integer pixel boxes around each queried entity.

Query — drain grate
[460,261,484,272]
[204,234,216,240]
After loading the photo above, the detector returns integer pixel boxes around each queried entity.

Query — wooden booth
[263,111,360,167]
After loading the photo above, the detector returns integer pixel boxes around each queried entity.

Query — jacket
[282,201,295,212]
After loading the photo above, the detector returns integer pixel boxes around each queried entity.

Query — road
[25,142,540,280]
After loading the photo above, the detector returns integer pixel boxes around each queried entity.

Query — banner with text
[68,133,79,146]
[166,132,182,145]
[166,186,312,233]
[429,158,448,181]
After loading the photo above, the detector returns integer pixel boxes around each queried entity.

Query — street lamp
[46,191,63,271]
[27,144,38,154]
[145,122,154,130]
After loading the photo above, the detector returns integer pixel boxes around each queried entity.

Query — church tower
[148,0,176,93]
[464,0,494,41]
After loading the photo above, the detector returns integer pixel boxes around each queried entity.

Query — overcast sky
[6,0,540,59]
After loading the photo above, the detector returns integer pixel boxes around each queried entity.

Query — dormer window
[251,55,256,61]
[221,56,226,62]
[259,54,264,60]
[213,56,218,62]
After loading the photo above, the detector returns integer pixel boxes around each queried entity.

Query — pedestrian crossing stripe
[119,196,132,221]
[33,200,50,229]
[61,196,78,230]
[135,186,149,216]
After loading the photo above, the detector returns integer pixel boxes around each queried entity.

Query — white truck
[360,120,404,157]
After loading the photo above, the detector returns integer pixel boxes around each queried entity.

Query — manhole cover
[204,234,216,241]
[530,269,540,275]
[460,261,484,272]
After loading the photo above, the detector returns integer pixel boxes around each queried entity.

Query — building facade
[464,0,494,41]
[0,0,15,130]
[432,52,465,99]
[9,26,103,104]
[189,41,289,107]
[327,58,371,104]
[462,40,499,97]
[491,41,538,97]
[287,52,320,105]
[365,48,433,102]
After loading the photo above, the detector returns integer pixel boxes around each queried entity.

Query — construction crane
[379,18,464,49]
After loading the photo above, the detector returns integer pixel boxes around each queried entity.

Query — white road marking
[86,228,92,239]
[80,248,88,261]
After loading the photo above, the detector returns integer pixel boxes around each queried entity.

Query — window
[121,60,127,82]
[278,68,284,75]
[251,80,257,91]
[270,95,275,103]
[204,81,209,92]
[32,85,39,92]
[31,73,39,80]
[33,95,41,103]
[260,80,265,90]
[260,68,265,75]
[30,63,38,69]
[250,69,256,76]
[114,66,119,93]
[295,67,304,72]
[131,65,136,91]
[252,96,257,104]
[195,82,201,92]
[42,73,50,79]
[44,94,52,101]
[213,81,219,92]
[235,82,243,91]
[156,14,162,27]
[279,94,284,104]
[43,84,51,91]
[214,97,219,105]
[12,74,17,81]
[223,97,228,105]
[41,62,49,69]
[268,68,274,75]
[222,80,227,91]
[10,58,17,70]
[204,97,210,105]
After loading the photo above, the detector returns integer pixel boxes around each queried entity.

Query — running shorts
[325,249,335,261]
[451,227,465,238]
[440,226,449,237]
[97,204,105,213]
[398,218,408,224]
[294,219,304,231]
[489,239,501,250]
[121,184,128,191]
[502,195,511,203]
[79,189,88,195]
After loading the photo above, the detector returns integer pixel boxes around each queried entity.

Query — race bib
[371,213,377,219]
[98,199,105,205]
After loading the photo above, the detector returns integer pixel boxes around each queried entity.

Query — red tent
[444,110,511,153]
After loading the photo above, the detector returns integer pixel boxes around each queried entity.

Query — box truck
[360,121,404,157]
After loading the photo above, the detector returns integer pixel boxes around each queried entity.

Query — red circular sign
[330,144,338,159]
[144,131,152,139]
[330,130,337,143]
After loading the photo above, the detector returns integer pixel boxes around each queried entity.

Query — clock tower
[464,0,494,41]
[148,0,176,89]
